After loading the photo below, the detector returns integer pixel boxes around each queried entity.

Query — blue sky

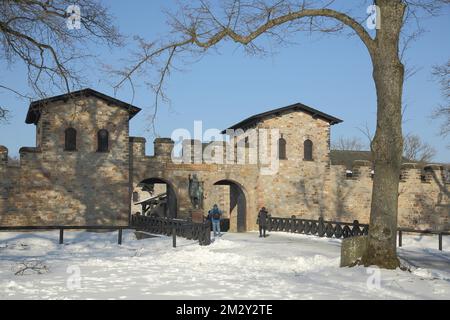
[0,1,449,162]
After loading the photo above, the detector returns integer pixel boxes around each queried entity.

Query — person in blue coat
[208,204,223,237]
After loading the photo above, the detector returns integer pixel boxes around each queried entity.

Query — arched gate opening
[132,178,178,218]
[213,180,247,232]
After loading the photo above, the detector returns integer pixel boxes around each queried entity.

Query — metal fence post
[398,230,402,247]
[204,220,211,245]
[59,228,64,245]
[118,228,122,245]
[172,226,176,248]
[439,233,442,251]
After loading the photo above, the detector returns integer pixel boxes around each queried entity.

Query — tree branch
[188,8,375,56]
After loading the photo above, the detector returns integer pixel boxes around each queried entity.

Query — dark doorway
[213,180,247,232]
[133,178,178,218]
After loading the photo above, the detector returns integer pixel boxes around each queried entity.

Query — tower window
[304,139,313,161]
[64,128,77,151]
[278,136,287,160]
[97,129,109,152]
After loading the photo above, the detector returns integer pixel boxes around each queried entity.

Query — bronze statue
[188,174,204,209]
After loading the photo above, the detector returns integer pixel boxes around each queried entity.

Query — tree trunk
[361,0,406,269]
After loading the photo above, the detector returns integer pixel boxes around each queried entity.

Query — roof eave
[221,103,343,134]
[25,88,141,125]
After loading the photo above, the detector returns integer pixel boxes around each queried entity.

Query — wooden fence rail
[0,226,129,245]
[267,216,449,251]
[267,216,369,239]
[131,214,211,246]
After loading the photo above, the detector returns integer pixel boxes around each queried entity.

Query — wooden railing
[131,214,211,246]
[267,216,369,238]
[267,216,449,251]
[397,228,450,251]
[0,225,128,245]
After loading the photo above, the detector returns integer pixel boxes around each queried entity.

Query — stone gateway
[0,88,448,231]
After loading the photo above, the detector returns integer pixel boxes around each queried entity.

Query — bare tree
[113,1,449,269]
[13,259,49,276]
[0,106,8,123]
[331,136,367,151]
[403,133,436,163]
[0,0,122,111]
[353,127,436,164]
[432,59,450,143]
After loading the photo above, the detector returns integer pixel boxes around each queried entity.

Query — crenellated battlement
[129,136,177,161]
[332,160,450,186]
[1,146,44,168]
[154,138,174,159]
[129,136,146,158]
[180,139,202,163]
[0,145,8,166]
[419,164,449,185]
[18,147,42,166]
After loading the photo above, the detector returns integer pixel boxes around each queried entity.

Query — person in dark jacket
[257,207,269,238]
[208,204,223,237]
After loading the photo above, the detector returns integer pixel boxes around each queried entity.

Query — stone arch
[212,179,247,232]
[132,177,178,218]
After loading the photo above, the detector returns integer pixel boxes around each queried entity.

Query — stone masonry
[0,88,449,231]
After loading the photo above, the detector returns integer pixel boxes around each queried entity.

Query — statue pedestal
[190,209,205,223]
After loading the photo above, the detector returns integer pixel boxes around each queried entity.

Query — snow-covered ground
[0,230,449,300]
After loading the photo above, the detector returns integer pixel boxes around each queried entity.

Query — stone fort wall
[0,98,131,226]
[128,133,449,231]
[325,162,449,230]
[0,98,448,231]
